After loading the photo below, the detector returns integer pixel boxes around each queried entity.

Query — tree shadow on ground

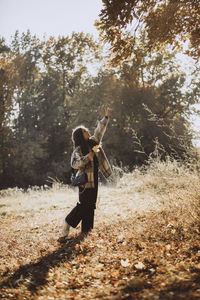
[158,272,200,299]
[114,271,200,300]
[0,234,86,293]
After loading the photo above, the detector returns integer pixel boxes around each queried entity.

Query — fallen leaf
[135,262,146,270]
[121,258,130,267]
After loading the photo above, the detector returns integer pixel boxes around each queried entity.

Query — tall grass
[1,146,199,230]
[117,152,200,229]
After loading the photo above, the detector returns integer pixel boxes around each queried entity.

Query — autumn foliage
[96,0,200,65]
[0,157,200,299]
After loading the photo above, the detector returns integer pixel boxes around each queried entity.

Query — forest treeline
[0,31,199,188]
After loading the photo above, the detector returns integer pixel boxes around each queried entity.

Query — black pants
[65,186,98,233]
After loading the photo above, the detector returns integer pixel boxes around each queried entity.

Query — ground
[0,161,200,299]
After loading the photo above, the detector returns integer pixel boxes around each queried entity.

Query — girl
[62,105,112,236]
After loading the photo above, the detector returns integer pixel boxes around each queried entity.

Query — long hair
[72,126,98,155]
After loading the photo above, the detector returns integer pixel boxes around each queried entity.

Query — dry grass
[0,158,200,299]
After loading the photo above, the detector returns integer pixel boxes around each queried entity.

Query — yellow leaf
[92,145,100,153]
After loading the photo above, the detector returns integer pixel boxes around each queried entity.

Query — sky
[0,0,102,41]
[0,0,199,146]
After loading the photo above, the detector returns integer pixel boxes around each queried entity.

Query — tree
[96,0,200,65]
[0,32,47,187]
[1,32,102,188]
[39,33,101,182]
[85,49,198,168]
[0,38,22,186]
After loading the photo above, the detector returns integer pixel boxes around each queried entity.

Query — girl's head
[72,126,90,148]
[72,125,98,155]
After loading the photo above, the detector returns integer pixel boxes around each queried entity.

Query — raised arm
[91,105,111,144]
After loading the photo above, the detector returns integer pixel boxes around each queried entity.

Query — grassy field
[0,158,200,299]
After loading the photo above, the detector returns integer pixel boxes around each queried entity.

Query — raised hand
[105,105,110,117]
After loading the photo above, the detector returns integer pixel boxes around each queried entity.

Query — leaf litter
[0,168,200,299]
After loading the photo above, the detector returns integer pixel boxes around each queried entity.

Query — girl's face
[82,128,90,141]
